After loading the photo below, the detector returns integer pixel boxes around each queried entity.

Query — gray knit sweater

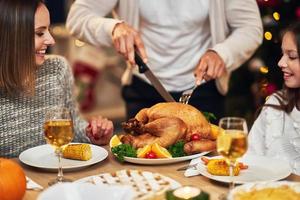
[0,56,89,158]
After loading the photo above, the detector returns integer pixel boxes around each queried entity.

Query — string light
[259,66,269,74]
[264,31,272,40]
[273,12,280,21]
[52,26,64,35]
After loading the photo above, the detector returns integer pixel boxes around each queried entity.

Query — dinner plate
[123,151,210,165]
[19,143,108,171]
[196,155,292,184]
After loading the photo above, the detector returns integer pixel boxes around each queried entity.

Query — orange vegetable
[201,157,248,176]
[0,158,26,200]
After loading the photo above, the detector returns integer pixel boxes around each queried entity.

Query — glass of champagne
[44,107,74,185]
[217,117,248,190]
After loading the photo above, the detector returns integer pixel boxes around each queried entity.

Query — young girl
[0,0,113,157]
[248,22,300,174]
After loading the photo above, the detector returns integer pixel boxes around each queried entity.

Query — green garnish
[167,140,187,157]
[111,144,137,162]
[203,112,216,122]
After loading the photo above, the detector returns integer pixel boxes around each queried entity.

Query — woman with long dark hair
[0,0,113,157]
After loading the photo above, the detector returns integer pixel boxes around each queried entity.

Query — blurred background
[45,0,300,129]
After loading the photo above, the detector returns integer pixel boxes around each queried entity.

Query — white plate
[196,155,292,184]
[227,181,300,200]
[19,143,108,171]
[123,151,210,165]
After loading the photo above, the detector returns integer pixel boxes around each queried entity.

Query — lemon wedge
[109,135,122,148]
[137,144,152,158]
[151,143,172,158]
[210,124,223,140]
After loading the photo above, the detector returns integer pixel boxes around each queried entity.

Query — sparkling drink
[44,119,74,148]
[217,130,248,162]
[44,107,73,185]
[218,117,248,191]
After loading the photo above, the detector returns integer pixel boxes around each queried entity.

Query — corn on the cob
[62,144,92,161]
[207,159,240,176]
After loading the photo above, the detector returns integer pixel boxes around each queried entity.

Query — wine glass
[44,107,74,185]
[217,117,248,190]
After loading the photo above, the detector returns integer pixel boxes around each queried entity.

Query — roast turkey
[121,102,213,149]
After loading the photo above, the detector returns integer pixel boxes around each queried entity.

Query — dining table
[19,146,300,200]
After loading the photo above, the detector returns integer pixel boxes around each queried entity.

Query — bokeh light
[264,31,273,40]
[259,66,269,74]
[273,12,280,21]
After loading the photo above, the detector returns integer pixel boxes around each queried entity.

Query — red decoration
[256,0,281,7]
[296,7,300,20]
[73,61,100,112]
[266,83,277,96]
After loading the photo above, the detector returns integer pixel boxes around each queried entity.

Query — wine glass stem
[57,149,63,182]
[229,161,235,190]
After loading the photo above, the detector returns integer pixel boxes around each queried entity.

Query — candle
[173,186,201,199]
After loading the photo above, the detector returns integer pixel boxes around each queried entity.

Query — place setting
[20,107,300,200]
[180,117,298,199]
[184,117,292,183]
[19,107,108,188]
[14,104,300,200]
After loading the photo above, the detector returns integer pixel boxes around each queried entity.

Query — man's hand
[194,50,226,85]
[112,22,147,65]
[86,116,114,145]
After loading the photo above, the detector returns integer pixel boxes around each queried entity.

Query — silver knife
[135,51,175,102]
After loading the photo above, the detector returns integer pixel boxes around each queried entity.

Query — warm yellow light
[264,32,272,40]
[74,39,85,47]
[259,66,269,74]
[52,26,64,35]
[273,12,280,21]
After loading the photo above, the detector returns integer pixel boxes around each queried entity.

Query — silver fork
[179,80,205,104]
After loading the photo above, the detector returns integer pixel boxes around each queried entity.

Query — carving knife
[134,51,175,102]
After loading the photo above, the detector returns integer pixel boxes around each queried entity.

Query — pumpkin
[0,158,26,200]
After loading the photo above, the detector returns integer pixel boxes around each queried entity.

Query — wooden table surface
[20,147,300,200]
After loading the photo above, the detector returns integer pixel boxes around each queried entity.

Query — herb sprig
[111,144,137,162]
[167,140,186,157]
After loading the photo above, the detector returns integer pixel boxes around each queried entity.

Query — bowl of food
[227,181,300,200]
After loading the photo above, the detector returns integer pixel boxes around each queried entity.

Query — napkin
[37,182,134,200]
[26,176,44,191]
[184,157,203,177]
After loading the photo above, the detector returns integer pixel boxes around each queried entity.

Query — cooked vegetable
[62,144,92,161]
[201,157,248,176]
[167,140,187,157]
[145,151,157,159]
[111,144,137,162]
[190,133,201,141]
[206,159,240,176]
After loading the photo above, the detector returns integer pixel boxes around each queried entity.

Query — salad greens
[111,144,137,162]
[167,140,187,157]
